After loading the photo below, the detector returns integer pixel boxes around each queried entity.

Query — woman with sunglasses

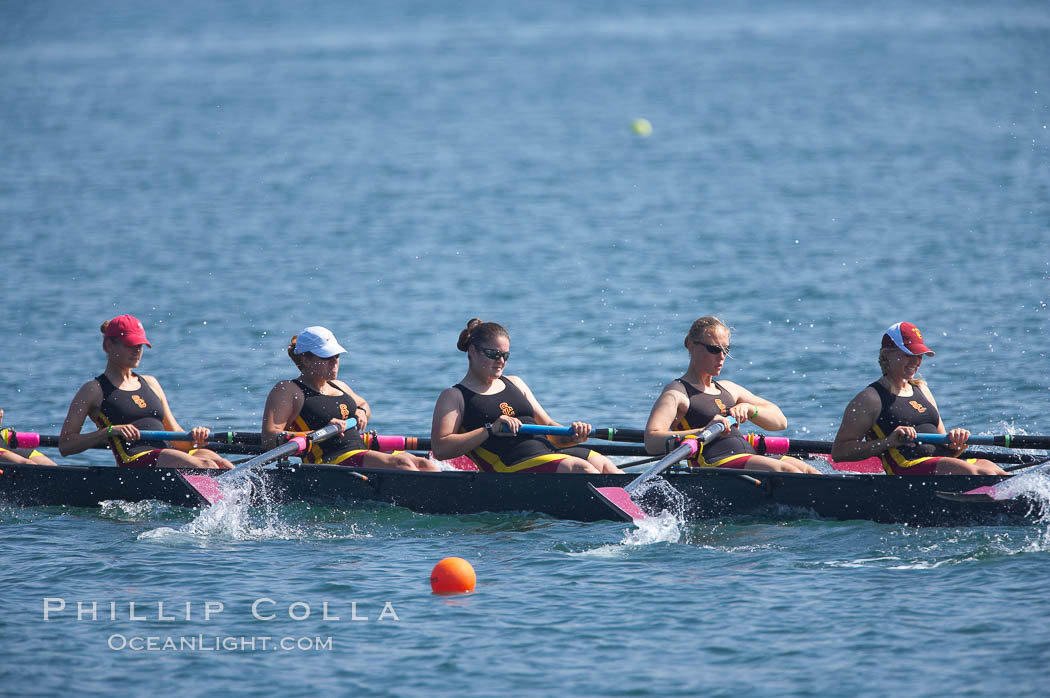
[59,315,233,469]
[830,322,1006,475]
[262,326,439,471]
[431,319,623,473]
[644,316,818,473]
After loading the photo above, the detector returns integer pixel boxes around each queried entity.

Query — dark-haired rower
[431,318,622,474]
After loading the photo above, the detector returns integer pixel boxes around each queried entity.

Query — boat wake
[99,499,184,522]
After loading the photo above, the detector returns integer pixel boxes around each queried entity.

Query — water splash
[139,474,366,542]
[622,510,681,545]
[618,479,689,545]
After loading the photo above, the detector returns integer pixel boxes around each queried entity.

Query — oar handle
[500,424,645,442]
[3,429,42,450]
[914,433,1050,448]
[136,430,265,444]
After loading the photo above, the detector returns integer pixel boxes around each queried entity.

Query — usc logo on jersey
[714,398,728,414]
[499,402,516,416]
[132,395,147,409]
[339,403,351,419]
[909,400,927,413]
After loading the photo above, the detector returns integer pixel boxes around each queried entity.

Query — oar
[4,430,263,450]
[588,421,732,522]
[751,435,1041,468]
[935,458,1050,503]
[180,424,345,505]
[500,424,645,442]
[914,433,1050,449]
[136,430,263,444]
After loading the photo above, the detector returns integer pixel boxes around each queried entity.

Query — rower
[0,409,55,465]
[644,316,819,474]
[430,318,622,474]
[831,322,1006,475]
[58,315,233,469]
[261,326,439,471]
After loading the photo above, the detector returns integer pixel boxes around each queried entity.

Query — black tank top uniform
[674,379,757,467]
[291,379,368,464]
[453,379,593,472]
[867,380,950,469]
[95,373,167,464]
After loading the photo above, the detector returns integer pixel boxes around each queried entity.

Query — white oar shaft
[623,421,730,494]
[223,423,343,477]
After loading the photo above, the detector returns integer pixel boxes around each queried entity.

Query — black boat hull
[255,465,1044,526]
[0,463,209,508]
[1,463,1044,526]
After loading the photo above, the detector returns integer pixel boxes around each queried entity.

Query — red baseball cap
[881,321,934,356]
[103,315,151,347]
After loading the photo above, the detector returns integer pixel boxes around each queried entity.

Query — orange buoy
[430,557,476,594]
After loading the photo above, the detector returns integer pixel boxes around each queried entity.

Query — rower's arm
[644,386,692,455]
[831,390,889,461]
[261,381,302,449]
[59,381,108,456]
[430,388,488,461]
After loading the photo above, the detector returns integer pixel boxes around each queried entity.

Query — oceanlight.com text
[108,634,334,652]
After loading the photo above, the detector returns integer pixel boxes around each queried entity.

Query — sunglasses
[477,346,510,361]
[697,342,732,357]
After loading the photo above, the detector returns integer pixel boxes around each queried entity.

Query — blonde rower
[831,322,1006,475]
[645,316,819,474]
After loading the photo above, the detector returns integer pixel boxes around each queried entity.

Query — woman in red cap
[261,326,439,470]
[58,315,233,469]
[831,322,1006,475]
[430,319,622,473]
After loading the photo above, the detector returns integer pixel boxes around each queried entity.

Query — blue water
[2,1,1049,695]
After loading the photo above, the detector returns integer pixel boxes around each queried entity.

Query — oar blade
[938,461,1050,503]
[588,484,647,522]
[179,472,225,505]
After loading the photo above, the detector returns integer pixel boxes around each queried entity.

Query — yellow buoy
[430,557,476,594]
[631,118,653,137]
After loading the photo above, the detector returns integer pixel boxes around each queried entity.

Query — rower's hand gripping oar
[180,423,346,505]
[588,420,732,522]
